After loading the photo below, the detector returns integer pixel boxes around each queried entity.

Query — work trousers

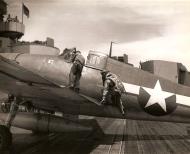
[69,62,83,89]
[105,90,125,114]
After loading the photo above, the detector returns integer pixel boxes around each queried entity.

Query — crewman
[69,50,85,92]
[100,70,126,115]
[6,14,12,22]
[14,16,19,22]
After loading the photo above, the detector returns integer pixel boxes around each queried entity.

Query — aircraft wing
[0,55,92,105]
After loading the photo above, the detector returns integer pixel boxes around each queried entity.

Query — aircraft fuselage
[1,53,190,123]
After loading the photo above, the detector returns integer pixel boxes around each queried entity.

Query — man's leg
[118,99,125,116]
[74,73,81,92]
[115,92,125,115]
[5,97,21,128]
[69,64,77,88]
[69,72,74,88]
[105,94,113,105]
[74,63,83,92]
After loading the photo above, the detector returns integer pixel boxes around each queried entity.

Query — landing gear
[0,94,14,113]
[0,125,12,152]
[5,97,21,128]
[1,101,10,113]
[0,96,21,151]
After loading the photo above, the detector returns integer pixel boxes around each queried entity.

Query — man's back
[75,53,85,65]
[106,73,125,94]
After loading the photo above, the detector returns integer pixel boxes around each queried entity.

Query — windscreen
[86,51,108,70]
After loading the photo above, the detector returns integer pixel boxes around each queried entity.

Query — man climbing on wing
[69,50,85,93]
[100,70,126,115]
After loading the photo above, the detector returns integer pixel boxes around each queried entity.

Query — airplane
[1,0,190,152]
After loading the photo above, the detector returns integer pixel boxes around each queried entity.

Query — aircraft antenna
[109,41,116,57]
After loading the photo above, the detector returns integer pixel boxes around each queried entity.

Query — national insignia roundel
[138,80,177,116]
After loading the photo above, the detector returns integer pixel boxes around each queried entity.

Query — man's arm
[100,79,111,104]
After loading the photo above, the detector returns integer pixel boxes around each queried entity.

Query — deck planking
[4,117,190,154]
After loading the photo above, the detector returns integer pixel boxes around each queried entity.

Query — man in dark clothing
[100,70,126,115]
[6,14,12,22]
[69,50,85,92]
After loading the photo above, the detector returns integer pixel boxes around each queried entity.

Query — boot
[119,99,125,116]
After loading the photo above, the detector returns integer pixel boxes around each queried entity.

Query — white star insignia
[142,80,174,112]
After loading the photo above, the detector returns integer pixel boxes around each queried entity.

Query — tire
[0,125,12,151]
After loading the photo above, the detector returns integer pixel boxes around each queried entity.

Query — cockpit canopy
[60,49,108,70]
[86,51,108,70]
